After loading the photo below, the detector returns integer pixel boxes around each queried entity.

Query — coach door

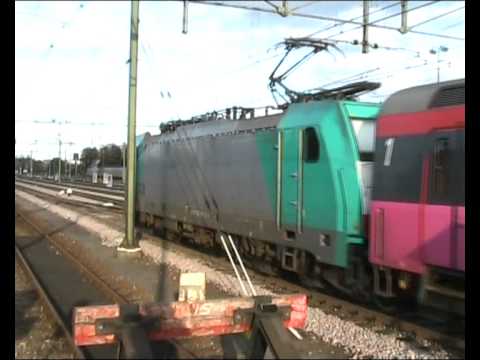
[423,130,464,271]
[277,128,304,234]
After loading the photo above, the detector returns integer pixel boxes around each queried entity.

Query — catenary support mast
[121,0,141,250]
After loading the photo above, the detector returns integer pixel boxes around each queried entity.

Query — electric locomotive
[136,100,378,299]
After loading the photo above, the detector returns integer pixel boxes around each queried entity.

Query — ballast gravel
[15,258,74,359]
[15,189,454,359]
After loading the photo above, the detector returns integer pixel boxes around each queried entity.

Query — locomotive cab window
[303,127,320,162]
[432,138,449,196]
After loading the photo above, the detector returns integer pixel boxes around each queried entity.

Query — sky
[15,1,465,161]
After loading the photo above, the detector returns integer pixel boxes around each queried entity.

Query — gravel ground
[15,259,74,359]
[15,189,457,359]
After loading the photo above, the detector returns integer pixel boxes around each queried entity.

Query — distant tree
[99,144,122,167]
[32,160,45,175]
[15,157,49,176]
[15,156,24,173]
[80,147,99,172]
[15,156,32,174]
[48,158,69,176]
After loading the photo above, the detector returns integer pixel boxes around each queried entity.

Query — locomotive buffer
[74,235,308,359]
[72,290,308,358]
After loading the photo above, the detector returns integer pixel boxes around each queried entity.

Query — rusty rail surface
[15,181,124,212]
[16,210,129,305]
[15,216,87,359]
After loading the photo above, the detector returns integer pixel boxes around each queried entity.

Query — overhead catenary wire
[303,1,401,39]
[289,1,316,13]
[325,1,439,40]
[407,5,465,31]
[441,20,464,31]
[362,61,431,83]
[305,36,421,55]
[361,59,451,84]
[193,0,464,41]
[358,60,454,102]
[316,67,381,89]
[138,28,282,120]
[326,56,448,93]
[39,3,87,58]
[15,120,160,128]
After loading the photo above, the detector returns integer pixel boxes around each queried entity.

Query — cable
[15,120,160,128]
[316,67,381,89]
[328,2,464,42]
[441,20,465,31]
[227,234,256,296]
[442,20,465,30]
[303,1,400,39]
[289,1,316,13]
[264,0,280,13]
[220,52,283,76]
[408,6,465,30]
[138,31,279,120]
[193,0,463,40]
[363,71,434,100]
[41,3,86,56]
[325,1,439,40]
[361,59,451,84]
[306,36,421,56]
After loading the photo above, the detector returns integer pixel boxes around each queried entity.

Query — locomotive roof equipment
[268,37,381,108]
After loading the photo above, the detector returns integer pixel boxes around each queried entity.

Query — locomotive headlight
[319,234,330,247]
[398,273,411,290]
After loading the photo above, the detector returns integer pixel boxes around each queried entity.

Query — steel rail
[17,175,124,192]
[15,184,124,216]
[15,208,208,359]
[17,177,124,197]
[15,180,124,208]
[15,233,86,359]
[16,210,129,305]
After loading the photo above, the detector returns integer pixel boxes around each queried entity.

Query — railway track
[15,211,122,359]
[16,176,123,196]
[14,206,221,359]
[15,179,124,209]
[17,175,124,192]
[63,178,124,191]
[15,184,464,357]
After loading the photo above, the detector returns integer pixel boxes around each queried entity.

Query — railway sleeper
[418,267,465,317]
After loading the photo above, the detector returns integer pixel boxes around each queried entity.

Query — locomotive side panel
[137,124,343,266]
[138,130,275,231]
[137,99,380,274]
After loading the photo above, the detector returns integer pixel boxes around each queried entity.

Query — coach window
[433,138,449,196]
[304,127,320,162]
